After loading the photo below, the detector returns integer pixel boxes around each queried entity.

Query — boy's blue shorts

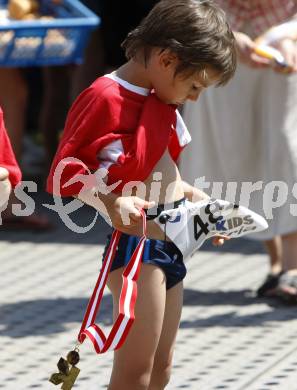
[102,232,186,290]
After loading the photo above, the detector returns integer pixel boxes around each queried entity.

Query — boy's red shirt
[0,107,22,187]
[47,76,191,197]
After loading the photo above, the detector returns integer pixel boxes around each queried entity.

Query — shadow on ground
[0,296,113,338]
[181,288,297,328]
[0,289,296,338]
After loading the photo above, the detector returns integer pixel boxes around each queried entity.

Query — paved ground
[1,191,297,390]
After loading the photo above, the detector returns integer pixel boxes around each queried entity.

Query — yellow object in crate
[0,0,100,66]
[8,0,39,19]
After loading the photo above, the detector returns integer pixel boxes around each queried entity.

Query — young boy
[0,107,22,217]
[47,0,236,388]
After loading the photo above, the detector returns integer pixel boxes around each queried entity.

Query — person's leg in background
[71,27,105,97]
[0,68,27,160]
[276,232,297,301]
[39,65,73,174]
[260,232,297,301]
[282,232,297,274]
[257,236,283,297]
[258,69,297,302]
[71,0,106,96]
[264,237,283,275]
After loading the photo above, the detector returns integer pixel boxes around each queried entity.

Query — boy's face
[151,50,221,105]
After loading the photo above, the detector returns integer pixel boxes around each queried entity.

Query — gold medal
[49,347,80,390]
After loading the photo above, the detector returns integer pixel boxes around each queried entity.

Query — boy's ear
[158,50,178,69]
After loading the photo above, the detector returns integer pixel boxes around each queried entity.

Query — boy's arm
[75,187,155,234]
[182,180,210,202]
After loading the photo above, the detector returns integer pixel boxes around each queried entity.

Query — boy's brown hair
[122,0,236,85]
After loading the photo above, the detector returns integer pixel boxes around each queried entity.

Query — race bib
[154,199,268,259]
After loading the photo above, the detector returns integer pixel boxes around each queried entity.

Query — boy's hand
[270,38,297,73]
[0,167,9,181]
[234,32,271,68]
[212,235,230,247]
[0,168,11,212]
[110,196,155,233]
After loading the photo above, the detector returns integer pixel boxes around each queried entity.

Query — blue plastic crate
[0,0,100,67]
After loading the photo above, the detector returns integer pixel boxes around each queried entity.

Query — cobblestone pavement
[1,193,297,390]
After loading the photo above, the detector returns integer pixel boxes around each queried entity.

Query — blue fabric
[102,232,187,290]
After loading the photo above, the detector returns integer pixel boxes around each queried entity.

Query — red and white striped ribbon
[78,211,147,353]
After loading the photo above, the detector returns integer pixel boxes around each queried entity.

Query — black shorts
[102,198,187,290]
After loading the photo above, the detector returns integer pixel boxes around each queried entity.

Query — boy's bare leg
[107,264,167,390]
[148,282,183,390]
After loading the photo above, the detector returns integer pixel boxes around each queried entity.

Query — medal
[49,347,80,390]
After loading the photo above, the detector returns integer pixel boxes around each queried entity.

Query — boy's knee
[131,361,153,383]
[113,360,154,389]
[150,361,172,388]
